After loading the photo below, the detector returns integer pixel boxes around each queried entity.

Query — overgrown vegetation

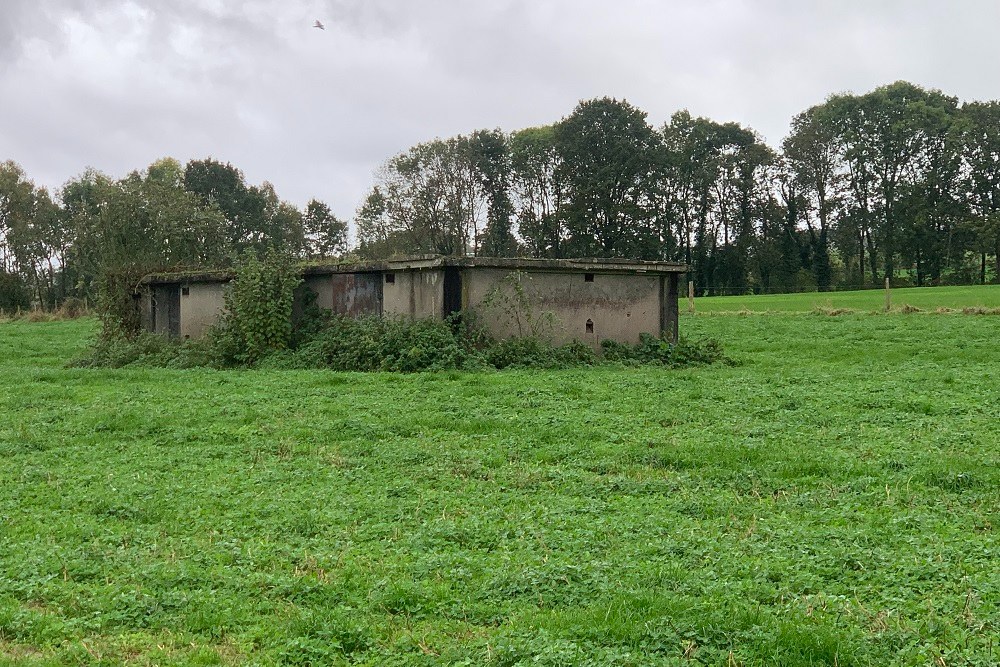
[0,270,30,313]
[4,310,1000,665]
[76,313,723,373]
[210,251,302,365]
[93,268,146,340]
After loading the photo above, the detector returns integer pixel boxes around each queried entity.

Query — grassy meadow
[2,299,1000,665]
[691,284,1000,313]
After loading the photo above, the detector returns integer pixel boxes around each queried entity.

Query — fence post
[884,276,891,312]
[688,281,695,314]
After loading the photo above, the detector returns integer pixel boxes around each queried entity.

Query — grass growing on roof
[1,313,1000,665]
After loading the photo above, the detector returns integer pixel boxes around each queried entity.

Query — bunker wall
[382,269,445,319]
[179,282,227,339]
[462,268,664,346]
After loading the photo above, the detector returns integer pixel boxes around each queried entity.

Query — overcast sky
[2,0,999,220]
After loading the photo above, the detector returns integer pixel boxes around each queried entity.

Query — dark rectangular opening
[153,285,181,338]
[384,273,395,284]
[584,273,595,282]
[443,266,462,320]
[181,286,190,296]
[586,319,594,333]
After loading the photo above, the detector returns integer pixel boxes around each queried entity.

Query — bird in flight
[313,20,325,30]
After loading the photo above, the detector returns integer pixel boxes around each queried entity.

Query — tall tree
[782,104,842,290]
[470,129,517,257]
[555,98,666,259]
[355,132,512,258]
[303,199,348,259]
[962,101,1000,282]
[183,158,305,256]
[355,139,469,256]
[828,82,959,283]
[662,112,760,291]
[510,125,564,258]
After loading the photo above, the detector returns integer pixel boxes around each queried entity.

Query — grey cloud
[2,0,1000,219]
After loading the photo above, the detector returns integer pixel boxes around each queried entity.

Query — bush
[71,333,215,369]
[601,334,726,367]
[57,297,88,319]
[483,337,598,369]
[75,314,725,373]
[210,250,302,365]
[295,316,477,372]
[95,268,146,339]
[0,271,30,314]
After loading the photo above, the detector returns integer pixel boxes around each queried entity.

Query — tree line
[0,157,347,311]
[3,79,1000,313]
[357,80,1000,294]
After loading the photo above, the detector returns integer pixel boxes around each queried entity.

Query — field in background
[691,284,1000,313]
[2,314,1000,665]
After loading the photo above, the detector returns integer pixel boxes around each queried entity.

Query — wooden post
[688,280,695,314]
[884,276,891,312]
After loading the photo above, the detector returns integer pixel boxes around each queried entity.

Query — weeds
[0,299,91,323]
[75,314,724,372]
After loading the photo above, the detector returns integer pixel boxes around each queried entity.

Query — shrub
[71,332,174,368]
[95,268,146,339]
[0,271,30,314]
[56,297,88,319]
[71,333,215,369]
[602,334,725,367]
[483,336,557,369]
[74,316,725,372]
[296,316,477,372]
[483,337,597,369]
[210,251,302,365]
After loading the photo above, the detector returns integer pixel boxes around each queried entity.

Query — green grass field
[692,284,1000,313]
[2,308,1000,665]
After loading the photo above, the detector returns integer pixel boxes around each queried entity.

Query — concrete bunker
[138,256,686,347]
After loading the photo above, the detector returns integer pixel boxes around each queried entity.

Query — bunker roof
[140,255,687,286]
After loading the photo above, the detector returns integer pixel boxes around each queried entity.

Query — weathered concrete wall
[330,273,382,316]
[179,282,227,339]
[382,269,444,319]
[303,275,334,311]
[297,273,382,322]
[463,268,663,346]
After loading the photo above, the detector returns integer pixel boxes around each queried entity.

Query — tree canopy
[4,80,1000,313]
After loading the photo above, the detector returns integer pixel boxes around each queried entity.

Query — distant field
[691,284,1000,313]
[2,315,1000,665]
